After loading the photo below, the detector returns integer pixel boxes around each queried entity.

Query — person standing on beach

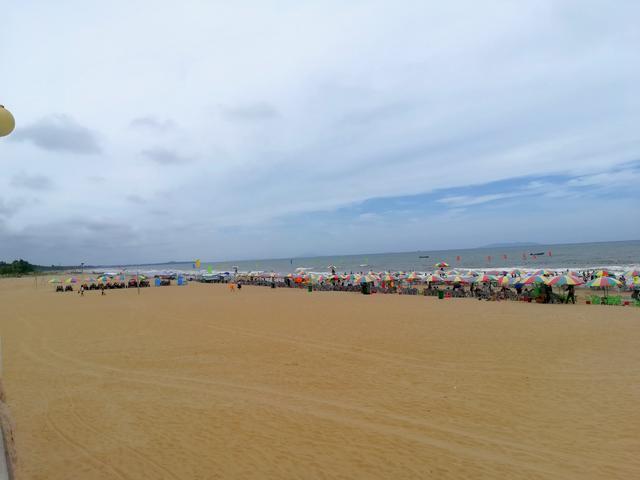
[565,285,575,304]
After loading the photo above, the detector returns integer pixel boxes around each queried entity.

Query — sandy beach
[1,276,639,479]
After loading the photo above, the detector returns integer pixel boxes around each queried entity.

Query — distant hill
[482,242,541,248]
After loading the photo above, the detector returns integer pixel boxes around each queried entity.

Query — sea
[100,240,640,276]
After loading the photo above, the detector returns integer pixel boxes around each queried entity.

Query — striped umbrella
[360,274,377,284]
[434,262,449,268]
[424,274,444,283]
[595,270,612,277]
[531,269,553,276]
[546,275,584,286]
[472,274,497,283]
[446,275,470,284]
[405,272,420,282]
[509,269,523,276]
[497,276,512,287]
[521,275,549,285]
[586,276,621,288]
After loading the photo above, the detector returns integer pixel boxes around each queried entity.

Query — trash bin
[307,284,313,292]
[437,290,444,300]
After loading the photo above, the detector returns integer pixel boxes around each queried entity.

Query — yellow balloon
[0,105,15,137]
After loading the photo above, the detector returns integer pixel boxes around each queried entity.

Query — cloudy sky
[1,0,639,265]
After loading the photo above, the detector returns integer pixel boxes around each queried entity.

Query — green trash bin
[307,284,313,293]
[437,290,444,300]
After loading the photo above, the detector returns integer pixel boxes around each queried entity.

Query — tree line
[0,259,36,275]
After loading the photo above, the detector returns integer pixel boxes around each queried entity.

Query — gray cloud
[0,197,26,218]
[11,114,101,154]
[87,176,106,184]
[131,116,176,131]
[126,194,146,204]
[141,147,191,165]
[10,172,54,191]
[221,102,278,121]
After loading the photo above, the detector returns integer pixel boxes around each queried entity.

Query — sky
[1,0,639,265]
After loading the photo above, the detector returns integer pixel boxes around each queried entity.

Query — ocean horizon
[93,239,640,275]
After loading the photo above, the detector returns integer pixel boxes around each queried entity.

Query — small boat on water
[529,252,545,256]
[418,255,429,258]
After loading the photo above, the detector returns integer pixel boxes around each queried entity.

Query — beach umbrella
[446,275,470,284]
[434,262,449,268]
[357,274,376,284]
[595,270,612,277]
[48,278,61,284]
[586,276,621,288]
[472,274,497,283]
[546,275,584,287]
[424,274,444,283]
[623,270,640,278]
[405,272,420,282]
[65,277,78,284]
[380,273,394,282]
[531,269,553,276]
[84,277,96,283]
[497,276,511,287]
[520,275,548,285]
[509,269,523,276]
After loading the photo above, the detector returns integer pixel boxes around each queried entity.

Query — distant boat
[529,252,545,256]
[359,264,369,267]
[418,255,430,258]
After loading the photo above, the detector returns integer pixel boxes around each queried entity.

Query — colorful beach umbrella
[434,262,449,268]
[497,276,511,287]
[424,274,444,283]
[405,272,420,282]
[624,270,640,278]
[446,275,470,284]
[546,275,584,287]
[48,278,61,284]
[521,275,548,285]
[586,276,621,288]
[65,277,78,284]
[595,270,612,277]
[472,274,497,283]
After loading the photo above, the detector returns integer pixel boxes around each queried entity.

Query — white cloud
[1,0,639,263]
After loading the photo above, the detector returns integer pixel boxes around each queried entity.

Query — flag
[195,259,201,269]
[207,265,212,274]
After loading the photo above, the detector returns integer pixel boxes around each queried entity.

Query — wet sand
[1,276,639,479]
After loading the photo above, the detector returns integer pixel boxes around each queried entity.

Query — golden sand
[1,276,639,479]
